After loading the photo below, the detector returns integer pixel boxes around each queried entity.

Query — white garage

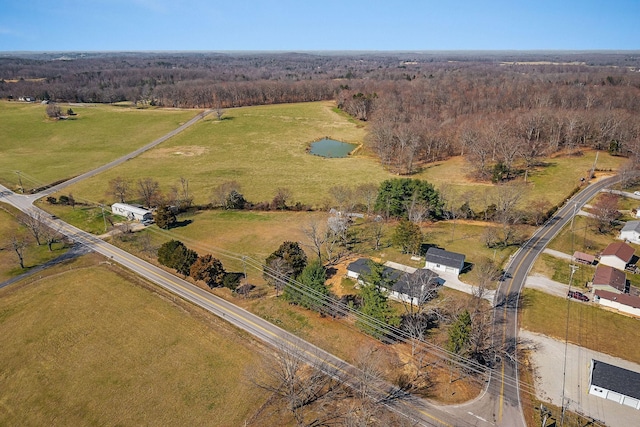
[424,247,465,276]
[589,359,640,410]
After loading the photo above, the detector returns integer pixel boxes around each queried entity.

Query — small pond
[309,138,357,158]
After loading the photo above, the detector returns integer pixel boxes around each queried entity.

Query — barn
[589,359,640,410]
[424,248,465,276]
[111,203,153,222]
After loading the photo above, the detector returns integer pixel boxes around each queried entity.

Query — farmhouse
[599,242,635,271]
[594,290,640,317]
[424,248,465,276]
[589,359,640,410]
[591,265,627,294]
[620,221,640,244]
[346,258,440,306]
[111,203,153,222]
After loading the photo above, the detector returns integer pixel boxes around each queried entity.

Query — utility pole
[560,263,579,427]
[589,151,599,180]
[15,171,23,193]
[100,205,107,233]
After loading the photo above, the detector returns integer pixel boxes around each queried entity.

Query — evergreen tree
[392,220,423,254]
[356,261,400,340]
[157,239,198,276]
[154,205,176,229]
[374,178,443,219]
[190,254,226,288]
[447,310,472,356]
[283,259,328,312]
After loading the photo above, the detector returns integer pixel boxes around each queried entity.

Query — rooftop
[601,242,635,263]
[621,220,640,234]
[595,289,640,309]
[347,258,439,299]
[592,265,627,293]
[425,247,465,269]
[591,359,640,400]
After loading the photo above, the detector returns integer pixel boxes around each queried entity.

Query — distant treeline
[2,51,640,174]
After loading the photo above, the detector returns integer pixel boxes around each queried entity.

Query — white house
[111,203,153,222]
[620,221,640,244]
[599,242,635,271]
[424,248,465,276]
[594,290,640,317]
[589,359,640,410]
[346,258,440,306]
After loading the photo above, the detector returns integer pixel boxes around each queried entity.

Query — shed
[425,248,465,276]
[346,258,440,306]
[599,242,635,271]
[589,359,640,410]
[111,203,153,222]
[620,221,640,244]
[573,251,596,265]
[594,290,640,317]
[592,265,627,294]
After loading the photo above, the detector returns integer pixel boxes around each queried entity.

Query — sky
[1,0,639,52]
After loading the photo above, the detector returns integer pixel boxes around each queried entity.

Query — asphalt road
[2,105,624,426]
[0,186,477,427]
[459,175,621,427]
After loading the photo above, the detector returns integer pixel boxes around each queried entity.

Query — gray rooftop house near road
[589,359,640,410]
[424,248,465,276]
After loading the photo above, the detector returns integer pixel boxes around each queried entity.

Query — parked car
[568,290,589,302]
[634,191,640,196]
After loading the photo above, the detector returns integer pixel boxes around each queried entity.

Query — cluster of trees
[4,209,66,269]
[157,239,238,290]
[210,181,310,212]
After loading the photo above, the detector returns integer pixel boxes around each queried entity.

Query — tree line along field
[0,100,199,190]
[27,99,627,212]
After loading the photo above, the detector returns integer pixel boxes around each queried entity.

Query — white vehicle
[634,191,640,196]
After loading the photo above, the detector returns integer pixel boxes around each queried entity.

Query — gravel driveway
[520,330,640,427]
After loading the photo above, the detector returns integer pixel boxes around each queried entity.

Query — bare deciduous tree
[108,176,130,203]
[137,178,161,208]
[9,233,29,269]
[18,210,44,245]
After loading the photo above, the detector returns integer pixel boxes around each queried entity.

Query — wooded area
[3,51,640,179]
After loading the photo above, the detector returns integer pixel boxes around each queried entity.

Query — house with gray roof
[424,247,465,276]
[346,258,440,306]
[620,221,640,244]
[589,359,640,410]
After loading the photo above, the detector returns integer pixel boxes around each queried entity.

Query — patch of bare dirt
[147,145,208,158]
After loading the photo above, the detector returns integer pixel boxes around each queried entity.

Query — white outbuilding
[620,221,640,244]
[425,248,465,276]
[111,203,153,222]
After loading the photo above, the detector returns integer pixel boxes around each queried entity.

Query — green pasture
[0,101,198,190]
[520,288,640,365]
[0,254,267,426]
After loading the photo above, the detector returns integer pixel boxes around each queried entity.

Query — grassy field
[0,101,198,190]
[0,253,268,426]
[520,289,640,365]
[0,203,68,282]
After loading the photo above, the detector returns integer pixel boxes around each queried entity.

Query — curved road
[1,106,624,426]
[459,175,621,427]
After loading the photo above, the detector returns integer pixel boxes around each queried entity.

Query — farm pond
[308,138,357,158]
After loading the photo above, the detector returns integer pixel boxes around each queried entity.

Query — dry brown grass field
[0,253,269,426]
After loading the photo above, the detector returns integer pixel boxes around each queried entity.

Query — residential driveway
[542,248,573,261]
[520,330,640,427]
[525,274,568,298]
[437,270,496,303]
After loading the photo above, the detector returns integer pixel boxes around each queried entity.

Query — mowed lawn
[520,289,640,365]
[0,254,267,426]
[0,101,199,190]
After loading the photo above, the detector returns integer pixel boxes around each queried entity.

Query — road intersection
[1,111,624,426]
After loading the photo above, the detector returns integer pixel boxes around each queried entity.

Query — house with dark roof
[620,221,640,244]
[424,248,465,276]
[346,258,440,306]
[594,290,640,317]
[599,242,635,271]
[589,359,640,410]
[591,265,627,294]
